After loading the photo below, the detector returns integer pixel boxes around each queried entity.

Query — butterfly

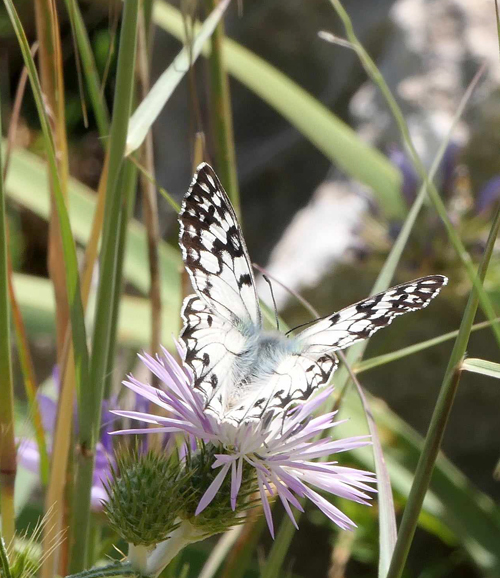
[179,163,448,424]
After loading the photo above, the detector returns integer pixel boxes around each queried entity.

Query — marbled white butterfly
[179,163,447,424]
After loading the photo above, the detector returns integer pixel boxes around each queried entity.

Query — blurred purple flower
[112,345,376,537]
[475,175,500,214]
[18,383,117,511]
[388,145,419,205]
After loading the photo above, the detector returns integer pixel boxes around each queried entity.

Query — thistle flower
[112,344,376,538]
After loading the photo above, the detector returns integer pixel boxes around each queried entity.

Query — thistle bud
[103,448,188,546]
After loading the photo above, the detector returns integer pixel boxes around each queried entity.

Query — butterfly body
[179,163,448,425]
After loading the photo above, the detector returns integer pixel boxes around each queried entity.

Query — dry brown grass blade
[34,0,71,358]
[41,154,109,578]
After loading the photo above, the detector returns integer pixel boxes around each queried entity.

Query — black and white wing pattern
[294,275,448,355]
[179,163,260,326]
[179,163,261,418]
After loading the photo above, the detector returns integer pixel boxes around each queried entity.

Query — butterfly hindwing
[296,275,448,354]
[179,163,261,328]
[232,352,339,422]
[181,295,248,419]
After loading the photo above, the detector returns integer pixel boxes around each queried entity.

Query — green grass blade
[12,273,179,349]
[339,387,500,573]
[356,317,500,373]
[0,94,16,545]
[103,159,137,397]
[3,0,90,411]
[253,43,487,578]
[3,143,182,321]
[126,0,231,155]
[461,358,500,380]
[386,205,500,578]
[344,356,397,576]
[63,0,110,138]
[207,0,240,214]
[153,1,405,220]
[69,0,140,570]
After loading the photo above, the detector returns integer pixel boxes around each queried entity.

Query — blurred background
[1,1,499,577]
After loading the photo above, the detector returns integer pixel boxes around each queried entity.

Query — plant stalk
[0,92,16,546]
[68,0,140,571]
[207,0,240,215]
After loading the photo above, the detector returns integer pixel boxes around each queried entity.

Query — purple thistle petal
[230,457,243,510]
[195,463,231,515]
[257,473,274,539]
[303,486,356,531]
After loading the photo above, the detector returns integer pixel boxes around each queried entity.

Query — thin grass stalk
[41,154,109,578]
[356,316,500,373]
[8,262,49,486]
[256,266,396,577]
[34,0,72,358]
[2,50,49,485]
[0,97,16,546]
[328,0,500,348]
[386,203,500,578]
[137,12,162,402]
[207,0,240,214]
[2,42,38,181]
[4,0,91,456]
[103,160,138,399]
[63,0,110,138]
[69,1,140,570]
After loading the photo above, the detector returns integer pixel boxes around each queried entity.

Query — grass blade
[63,0,110,138]
[342,352,397,577]
[461,358,500,380]
[126,0,231,155]
[356,317,500,373]
[0,94,16,545]
[3,144,182,319]
[207,0,240,214]
[3,0,90,423]
[153,0,405,220]
[69,0,140,570]
[386,204,500,578]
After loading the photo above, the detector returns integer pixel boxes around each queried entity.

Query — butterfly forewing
[179,163,261,327]
[296,275,448,354]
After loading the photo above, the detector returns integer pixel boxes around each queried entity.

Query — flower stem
[145,521,206,577]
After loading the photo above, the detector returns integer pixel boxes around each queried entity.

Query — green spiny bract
[103,447,189,546]
[179,443,260,535]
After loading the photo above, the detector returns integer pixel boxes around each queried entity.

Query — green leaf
[461,358,500,380]
[3,144,182,323]
[152,1,405,220]
[126,0,231,155]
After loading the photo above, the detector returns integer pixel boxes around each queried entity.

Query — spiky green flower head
[178,443,259,535]
[103,447,190,546]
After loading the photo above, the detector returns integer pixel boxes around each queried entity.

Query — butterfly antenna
[262,274,280,331]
